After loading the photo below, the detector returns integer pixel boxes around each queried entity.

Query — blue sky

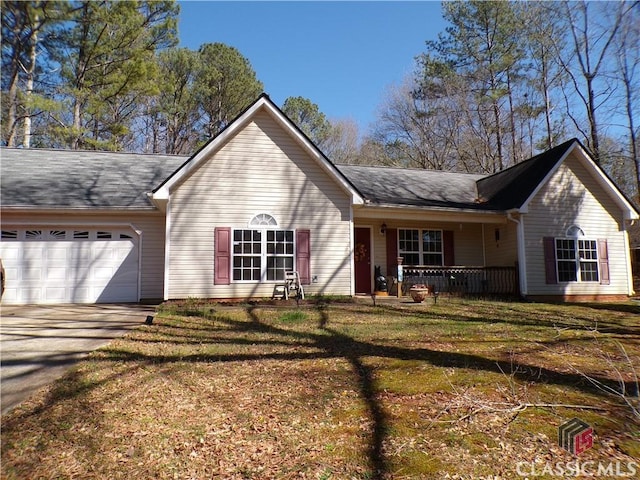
[178,1,447,134]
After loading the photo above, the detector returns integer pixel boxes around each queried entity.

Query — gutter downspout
[623,219,636,296]
[507,211,527,296]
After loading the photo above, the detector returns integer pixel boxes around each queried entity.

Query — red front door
[354,227,372,294]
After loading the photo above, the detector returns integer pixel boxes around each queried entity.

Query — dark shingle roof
[337,165,486,210]
[1,148,187,209]
[476,139,577,210]
[0,139,587,213]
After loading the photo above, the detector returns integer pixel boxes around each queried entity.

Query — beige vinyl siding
[0,210,166,300]
[366,220,486,277]
[483,222,518,267]
[166,110,353,299]
[524,151,631,295]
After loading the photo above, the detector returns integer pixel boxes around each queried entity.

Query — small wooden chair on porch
[272,271,305,300]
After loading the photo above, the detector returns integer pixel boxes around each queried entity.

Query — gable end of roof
[152,93,363,204]
[475,139,578,210]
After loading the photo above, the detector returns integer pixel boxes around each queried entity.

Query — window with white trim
[232,215,295,282]
[398,229,443,266]
[555,227,599,283]
[233,229,262,281]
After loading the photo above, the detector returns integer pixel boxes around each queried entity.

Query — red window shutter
[598,239,610,285]
[386,228,398,276]
[214,227,231,285]
[296,229,311,285]
[543,237,557,284]
[443,230,455,266]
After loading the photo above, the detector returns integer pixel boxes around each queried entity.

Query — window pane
[402,253,420,265]
[422,230,442,253]
[556,239,576,260]
[580,262,599,282]
[399,229,420,262]
[558,261,577,282]
[423,253,443,266]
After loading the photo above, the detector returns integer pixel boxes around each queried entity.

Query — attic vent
[566,225,585,237]
[249,213,277,227]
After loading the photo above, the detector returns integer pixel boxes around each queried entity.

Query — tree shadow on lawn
[368,302,640,337]
[6,303,638,479]
[108,305,640,478]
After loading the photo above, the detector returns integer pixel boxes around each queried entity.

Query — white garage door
[0,228,139,304]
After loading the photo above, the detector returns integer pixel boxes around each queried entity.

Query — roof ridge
[338,163,485,176]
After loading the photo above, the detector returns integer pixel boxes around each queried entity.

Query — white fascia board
[571,144,639,221]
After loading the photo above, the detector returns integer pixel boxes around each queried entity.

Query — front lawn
[2,298,639,479]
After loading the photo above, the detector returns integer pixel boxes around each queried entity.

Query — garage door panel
[22,246,44,261]
[2,287,18,303]
[44,287,67,302]
[1,228,138,304]
[71,287,90,302]
[2,247,19,260]
[45,266,67,279]
[22,267,42,281]
[94,267,115,280]
[46,245,68,261]
[70,248,92,262]
[20,288,42,303]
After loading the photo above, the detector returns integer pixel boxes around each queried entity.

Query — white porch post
[508,212,527,296]
[396,256,404,298]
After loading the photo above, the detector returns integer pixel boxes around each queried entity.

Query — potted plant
[409,284,431,303]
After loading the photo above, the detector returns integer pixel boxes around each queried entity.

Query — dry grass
[2,298,639,479]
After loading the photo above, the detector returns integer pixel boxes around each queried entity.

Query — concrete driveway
[1,304,155,414]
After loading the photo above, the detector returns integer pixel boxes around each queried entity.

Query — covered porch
[353,207,520,297]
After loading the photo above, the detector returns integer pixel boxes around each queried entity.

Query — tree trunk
[541,47,553,150]
[586,75,600,163]
[5,4,24,147]
[23,12,39,149]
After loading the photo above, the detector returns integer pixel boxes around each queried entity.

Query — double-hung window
[266,230,294,280]
[232,228,295,282]
[233,229,262,281]
[398,229,443,266]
